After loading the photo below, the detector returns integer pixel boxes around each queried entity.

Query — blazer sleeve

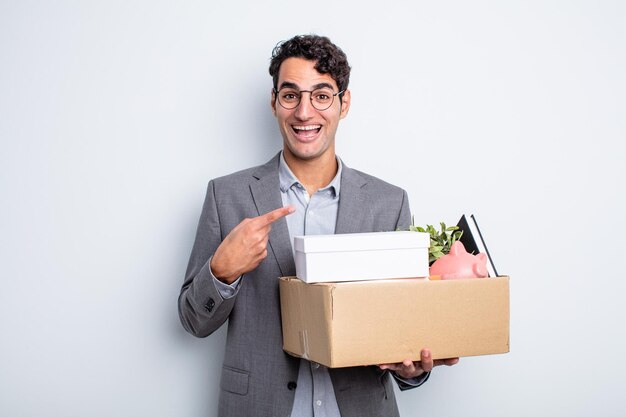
[178,180,238,338]
[391,369,430,391]
[395,189,412,231]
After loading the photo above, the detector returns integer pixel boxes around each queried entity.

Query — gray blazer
[179,153,413,417]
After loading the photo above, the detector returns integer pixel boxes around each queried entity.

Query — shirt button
[316,400,322,407]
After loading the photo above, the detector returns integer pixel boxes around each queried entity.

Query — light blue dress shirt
[278,152,343,417]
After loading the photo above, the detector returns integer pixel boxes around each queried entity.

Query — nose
[294,92,315,120]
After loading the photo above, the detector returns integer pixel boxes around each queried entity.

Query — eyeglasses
[274,87,345,111]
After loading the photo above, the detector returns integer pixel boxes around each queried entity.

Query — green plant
[409,216,463,264]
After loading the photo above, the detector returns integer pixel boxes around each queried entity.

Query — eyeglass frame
[273,86,346,111]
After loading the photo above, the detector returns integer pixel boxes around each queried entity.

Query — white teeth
[293,125,321,131]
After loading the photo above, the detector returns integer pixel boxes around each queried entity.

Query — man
[178,35,458,417]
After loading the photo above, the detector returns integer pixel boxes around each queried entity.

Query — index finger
[259,205,296,225]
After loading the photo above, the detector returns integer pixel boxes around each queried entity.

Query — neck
[283,150,338,196]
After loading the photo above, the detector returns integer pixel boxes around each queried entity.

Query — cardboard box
[294,231,430,283]
[279,276,510,368]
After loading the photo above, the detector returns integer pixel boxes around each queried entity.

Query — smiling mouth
[292,124,322,137]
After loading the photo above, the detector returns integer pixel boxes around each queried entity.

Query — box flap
[279,277,335,365]
[294,231,429,253]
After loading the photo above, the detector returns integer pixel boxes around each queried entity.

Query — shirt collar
[278,151,342,197]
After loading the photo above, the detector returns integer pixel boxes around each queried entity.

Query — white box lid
[293,231,430,253]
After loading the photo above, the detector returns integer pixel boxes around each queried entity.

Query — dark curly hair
[269,35,351,95]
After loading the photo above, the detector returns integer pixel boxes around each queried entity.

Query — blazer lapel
[335,163,369,234]
[249,153,295,277]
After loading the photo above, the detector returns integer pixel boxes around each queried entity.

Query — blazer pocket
[220,366,250,396]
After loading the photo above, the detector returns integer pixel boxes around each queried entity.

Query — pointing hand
[210,206,295,284]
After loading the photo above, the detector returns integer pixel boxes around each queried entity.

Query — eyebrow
[278,81,336,91]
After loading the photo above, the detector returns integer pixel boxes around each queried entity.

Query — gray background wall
[1,1,625,416]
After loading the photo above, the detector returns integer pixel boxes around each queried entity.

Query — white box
[294,231,430,283]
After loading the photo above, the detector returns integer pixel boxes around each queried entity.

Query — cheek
[325,115,341,129]
[275,108,291,122]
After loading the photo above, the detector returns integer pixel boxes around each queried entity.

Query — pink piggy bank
[429,241,488,280]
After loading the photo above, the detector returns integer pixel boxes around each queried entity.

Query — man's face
[271,57,350,163]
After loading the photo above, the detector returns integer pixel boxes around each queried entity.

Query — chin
[283,142,320,160]
[282,130,334,160]
[287,150,321,161]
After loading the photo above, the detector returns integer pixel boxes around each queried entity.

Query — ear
[339,89,351,119]
[473,253,488,278]
[450,241,466,255]
[271,89,277,116]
